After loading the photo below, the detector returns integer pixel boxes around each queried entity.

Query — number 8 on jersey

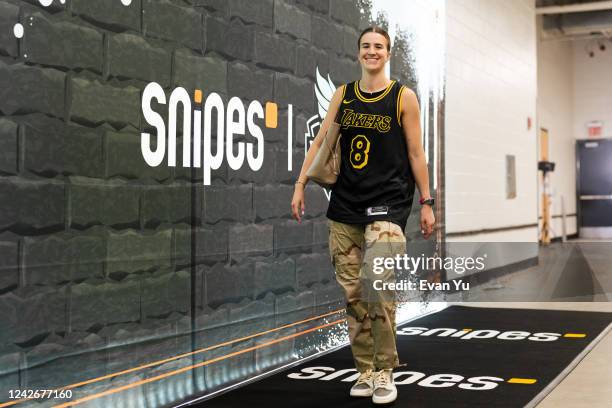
[350,134,370,169]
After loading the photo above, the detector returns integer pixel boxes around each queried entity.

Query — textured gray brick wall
[107,33,172,85]
[0,0,424,401]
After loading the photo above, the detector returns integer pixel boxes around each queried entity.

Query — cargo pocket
[328,223,338,268]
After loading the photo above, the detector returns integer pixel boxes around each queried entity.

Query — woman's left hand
[420,206,435,239]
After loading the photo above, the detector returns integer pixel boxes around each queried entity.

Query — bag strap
[333,84,347,124]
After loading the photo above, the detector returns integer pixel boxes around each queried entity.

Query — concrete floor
[445,241,612,302]
[453,302,612,408]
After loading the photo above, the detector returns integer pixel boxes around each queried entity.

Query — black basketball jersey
[326,80,415,229]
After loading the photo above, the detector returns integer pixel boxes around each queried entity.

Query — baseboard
[550,233,579,243]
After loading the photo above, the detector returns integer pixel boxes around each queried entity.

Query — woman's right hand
[291,185,306,223]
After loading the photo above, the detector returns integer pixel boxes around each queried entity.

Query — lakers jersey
[326,80,415,229]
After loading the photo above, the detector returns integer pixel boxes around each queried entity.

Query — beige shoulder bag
[306,85,344,188]
[306,121,341,188]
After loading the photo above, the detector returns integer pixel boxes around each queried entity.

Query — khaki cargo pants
[328,219,406,373]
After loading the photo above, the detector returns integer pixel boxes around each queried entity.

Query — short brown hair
[357,26,391,51]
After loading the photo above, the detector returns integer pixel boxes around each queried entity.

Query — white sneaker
[372,369,397,404]
[350,369,375,397]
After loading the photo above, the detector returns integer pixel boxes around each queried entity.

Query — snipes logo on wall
[140,67,334,189]
[141,82,275,186]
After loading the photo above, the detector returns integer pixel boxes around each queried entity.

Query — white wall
[537,32,612,239]
[537,24,578,239]
[573,38,612,139]
[445,0,539,243]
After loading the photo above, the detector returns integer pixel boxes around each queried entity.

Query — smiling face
[358,32,390,73]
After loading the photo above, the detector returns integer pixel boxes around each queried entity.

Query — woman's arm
[291,85,345,222]
[400,88,435,238]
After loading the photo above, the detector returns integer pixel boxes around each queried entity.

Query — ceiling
[536,0,612,40]
[536,0,610,6]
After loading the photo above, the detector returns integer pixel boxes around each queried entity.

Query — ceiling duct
[540,7,612,39]
[537,0,612,15]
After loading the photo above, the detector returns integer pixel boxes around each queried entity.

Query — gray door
[577,138,612,238]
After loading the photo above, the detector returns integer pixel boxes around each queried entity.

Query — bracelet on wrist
[419,197,435,207]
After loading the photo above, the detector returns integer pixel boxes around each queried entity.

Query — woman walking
[291,26,435,404]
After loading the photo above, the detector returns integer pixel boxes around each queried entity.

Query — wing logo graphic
[305,67,337,201]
